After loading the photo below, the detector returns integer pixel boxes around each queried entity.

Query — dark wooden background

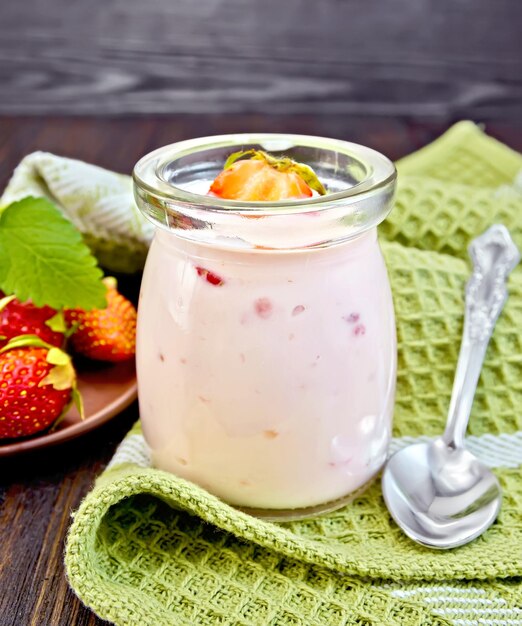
[0,1,521,624]
[0,0,521,119]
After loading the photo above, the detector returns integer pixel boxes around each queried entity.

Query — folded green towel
[0,151,154,273]
[62,122,522,625]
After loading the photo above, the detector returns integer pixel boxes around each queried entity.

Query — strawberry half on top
[209,150,327,201]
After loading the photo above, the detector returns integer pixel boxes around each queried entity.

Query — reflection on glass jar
[133,134,397,518]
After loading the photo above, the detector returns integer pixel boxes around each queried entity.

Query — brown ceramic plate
[0,359,137,457]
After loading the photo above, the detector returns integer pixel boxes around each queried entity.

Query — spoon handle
[443,224,520,449]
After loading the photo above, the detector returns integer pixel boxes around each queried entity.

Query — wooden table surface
[1,115,521,625]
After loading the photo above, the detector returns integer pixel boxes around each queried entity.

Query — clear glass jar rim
[133,133,396,216]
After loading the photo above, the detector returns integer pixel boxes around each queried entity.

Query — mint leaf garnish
[0,197,106,310]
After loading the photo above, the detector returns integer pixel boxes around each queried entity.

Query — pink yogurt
[134,133,397,515]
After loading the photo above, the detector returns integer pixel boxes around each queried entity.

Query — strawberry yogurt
[134,134,397,516]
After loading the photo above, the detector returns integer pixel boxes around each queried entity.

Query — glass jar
[133,134,397,519]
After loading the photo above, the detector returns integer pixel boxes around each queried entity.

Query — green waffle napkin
[61,122,522,625]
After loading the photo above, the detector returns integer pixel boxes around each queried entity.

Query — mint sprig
[0,197,106,310]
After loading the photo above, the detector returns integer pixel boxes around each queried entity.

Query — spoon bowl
[382,438,502,548]
[382,224,520,549]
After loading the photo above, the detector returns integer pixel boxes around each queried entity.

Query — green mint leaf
[0,197,106,310]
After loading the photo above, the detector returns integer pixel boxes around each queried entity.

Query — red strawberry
[0,336,78,439]
[209,150,326,201]
[195,266,225,286]
[0,294,64,349]
[65,278,136,362]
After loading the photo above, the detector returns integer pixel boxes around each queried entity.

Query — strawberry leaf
[46,347,71,367]
[222,150,327,195]
[0,333,53,353]
[0,294,15,312]
[223,149,256,169]
[0,197,106,310]
[45,310,67,333]
[49,379,83,432]
[40,347,75,390]
[72,386,85,420]
[288,163,327,196]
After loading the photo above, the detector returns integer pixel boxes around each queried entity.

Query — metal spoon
[382,224,520,549]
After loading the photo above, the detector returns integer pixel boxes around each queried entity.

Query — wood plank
[0,0,520,115]
[0,409,136,626]
[1,116,521,191]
